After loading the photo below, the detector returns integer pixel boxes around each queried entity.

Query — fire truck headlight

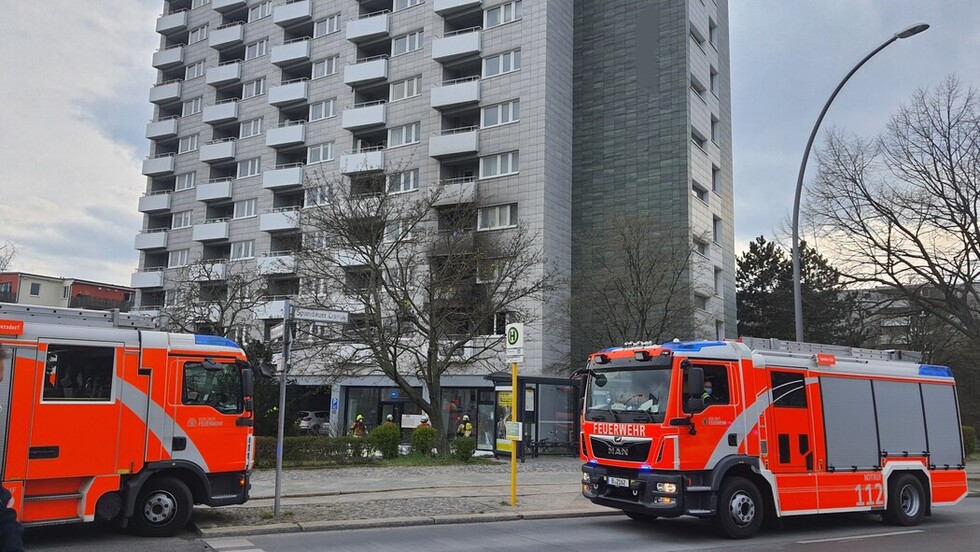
[656,482,677,494]
[582,473,592,483]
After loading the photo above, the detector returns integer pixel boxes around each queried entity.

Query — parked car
[297,410,330,434]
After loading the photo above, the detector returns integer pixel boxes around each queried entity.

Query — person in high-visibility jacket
[456,414,473,438]
[349,414,368,437]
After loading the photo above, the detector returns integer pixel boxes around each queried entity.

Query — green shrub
[371,423,402,459]
[253,436,373,468]
[453,436,476,463]
[963,426,977,456]
[410,425,437,456]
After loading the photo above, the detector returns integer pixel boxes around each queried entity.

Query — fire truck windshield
[183,361,244,414]
[585,363,672,424]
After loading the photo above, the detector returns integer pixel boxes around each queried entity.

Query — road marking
[205,536,264,551]
[797,529,923,544]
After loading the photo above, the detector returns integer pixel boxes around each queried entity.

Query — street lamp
[791,22,929,342]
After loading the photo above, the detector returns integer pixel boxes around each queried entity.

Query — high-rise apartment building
[134,0,733,444]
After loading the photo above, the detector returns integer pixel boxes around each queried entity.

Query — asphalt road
[27,498,980,552]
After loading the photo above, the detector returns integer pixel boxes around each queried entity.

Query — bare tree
[293,167,560,452]
[808,76,980,348]
[0,241,16,273]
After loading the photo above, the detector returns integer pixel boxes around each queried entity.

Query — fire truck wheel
[885,473,926,526]
[130,476,193,537]
[717,476,764,539]
[624,511,658,522]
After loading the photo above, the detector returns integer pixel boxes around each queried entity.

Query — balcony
[429,127,479,157]
[192,219,231,241]
[130,269,165,289]
[271,38,311,66]
[134,230,169,250]
[430,77,480,109]
[265,122,306,148]
[206,60,242,86]
[152,45,184,69]
[202,100,239,123]
[263,164,305,190]
[346,11,390,42]
[432,28,481,61]
[145,117,178,139]
[257,253,297,275]
[432,177,477,206]
[138,192,172,213]
[142,154,175,176]
[189,262,226,281]
[156,11,188,34]
[268,79,309,106]
[209,23,244,49]
[340,148,385,174]
[196,178,234,202]
[274,0,312,26]
[213,0,246,12]
[149,80,182,104]
[199,139,237,163]
[341,101,386,130]
[433,0,482,14]
[259,208,301,232]
[343,56,388,86]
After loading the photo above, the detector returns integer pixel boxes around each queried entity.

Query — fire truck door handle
[172,437,187,451]
[29,446,59,460]
[727,433,737,446]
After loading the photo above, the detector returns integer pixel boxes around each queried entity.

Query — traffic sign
[291,307,349,324]
[268,322,284,342]
[505,323,524,349]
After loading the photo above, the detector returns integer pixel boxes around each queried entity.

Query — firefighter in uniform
[456,414,473,438]
[701,381,718,405]
[349,414,368,437]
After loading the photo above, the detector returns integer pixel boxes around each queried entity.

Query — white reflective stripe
[705,390,771,468]
[118,379,210,472]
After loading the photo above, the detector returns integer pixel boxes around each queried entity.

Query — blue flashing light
[597,347,622,353]
[661,340,727,352]
[194,335,241,349]
[640,464,652,471]
[588,459,598,465]
[919,365,953,378]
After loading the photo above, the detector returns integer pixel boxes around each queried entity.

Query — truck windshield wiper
[588,405,620,422]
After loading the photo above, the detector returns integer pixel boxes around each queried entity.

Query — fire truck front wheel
[717,476,764,539]
[130,476,194,537]
[885,473,926,526]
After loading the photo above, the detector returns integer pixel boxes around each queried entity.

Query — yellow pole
[510,360,518,507]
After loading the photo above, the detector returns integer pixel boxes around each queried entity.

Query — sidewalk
[192,458,980,538]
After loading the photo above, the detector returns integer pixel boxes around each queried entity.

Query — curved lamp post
[791,22,929,342]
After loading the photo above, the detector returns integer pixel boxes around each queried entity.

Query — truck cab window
[683,363,730,411]
[182,361,243,414]
[42,344,115,402]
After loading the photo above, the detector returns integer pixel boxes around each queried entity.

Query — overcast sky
[1,1,978,286]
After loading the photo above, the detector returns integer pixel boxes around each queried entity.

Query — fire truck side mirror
[686,365,705,414]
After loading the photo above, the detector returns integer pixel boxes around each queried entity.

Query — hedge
[254,436,374,468]
[963,426,977,456]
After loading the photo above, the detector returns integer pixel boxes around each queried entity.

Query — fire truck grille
[590,437,652,462]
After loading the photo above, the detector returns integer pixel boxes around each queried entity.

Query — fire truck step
[24,493,83,502]
[22,517,85,528]
[686,486,712,492]
[687,509,712,515]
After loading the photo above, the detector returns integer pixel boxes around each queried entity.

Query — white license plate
[607,476,630,487]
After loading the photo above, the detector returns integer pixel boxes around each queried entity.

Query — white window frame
[314,14,341,38]
[384,219,412,242]
[29,283,41,296]
[304,186,330,208]
[182,97,202,117]
[389,76,421,102]
[481,99,520,128]
[175,172,196,191]
[312,56,339,79]
[191,0,210,8]
[309,99,336,121]
[168,249,190,268]
[392,30,424,57]
[233,199,257,219]
[307,142,334,164]
[714,267,724,297]
[394,0,423,11]
[692,181,709,203]
[237,157,261,178]
[239,118,263,138]
[711,116,720,143]
[178,134,199,153]
[483,49,521,78]
[712,216,722,244]
[248,1,272,22]
[242,78,266,99]
[479,151,519,179]
[185,60,205,80]
[172,210,193,229]
[484,0,522,29]
[388,123,421,149]
[188,24,208,44]
[230,240,254,260]
[244,39,269,61]
[388,169,419,194]
[478,203,518,231]
[711,165,722,193]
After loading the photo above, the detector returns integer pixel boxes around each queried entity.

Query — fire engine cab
[579,338,968,539]
[0,303,257,536]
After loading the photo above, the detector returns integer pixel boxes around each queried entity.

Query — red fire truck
[0,303,257,536]
[578,338,968,538]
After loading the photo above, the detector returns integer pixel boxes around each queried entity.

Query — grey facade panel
[821,376,880,470]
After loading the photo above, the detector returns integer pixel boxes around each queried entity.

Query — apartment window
[239,118,263,138]
[388,123,421,148]
[390,76,421,102]
[237,157,261,178]
[483,49,521,78]
[385,219,411,241]
[481,99,520,128]
[394,0,423,11]
[248,1,272,21]
[709,18,718,46]
[691,129,707,150]
[230,240,254,260]
[712,216,722,244]
[485,0,522,28]
[712,165,721,193]
[714,267,723,297]
[307,142,334,164]
[185,60,205,80]
[242,78,266,99]
[188,24,208,44]
[710,67,719,94]
[388,169,419,193]
[233,199,257,219]
[172,210,193,229]
[691,74,706,101]
[711,116,720,143]
[478,203,518,231]
[309,99,336,121]
[715,321,725,341]
[244,39,269,61]
[29,283,41,296]
[312,56,339,79]
[62,285,70,299]
[182,97,202,117]
[168,249,190,268]
[175,172,196,191]
[692,181,708,203]
[695,239,709,257]
[305,186,330,207]
[314,14,341,37]
[392,30,424,56]
[694,294,708,311]
[480,151,519,178]
[191,0,210,8]
[178,134,199,153]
